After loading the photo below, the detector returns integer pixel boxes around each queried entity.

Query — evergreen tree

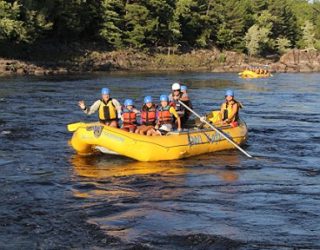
[124,3,151,48]
[216,0,250,50]
[175,0,220,48]
[0,0,318,54]
[267,0,299,47]
[288,0,313,27]
[311,1,320,40]
[49,1,86,40]
[99,0,125,48]
[142,0,177,47]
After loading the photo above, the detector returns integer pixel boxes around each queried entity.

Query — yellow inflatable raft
[239,70,272,78]
[67,120,248,161]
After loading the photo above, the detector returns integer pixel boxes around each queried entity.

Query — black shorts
[158,129,169,135]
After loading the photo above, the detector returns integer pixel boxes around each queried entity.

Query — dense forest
[1,0,320,57]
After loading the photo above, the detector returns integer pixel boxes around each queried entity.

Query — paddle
[178,100,253,158]
[67,122,86,132]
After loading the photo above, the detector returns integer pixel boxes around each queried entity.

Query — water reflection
[71,155,187,177]
[71,153,240,182]
[70,153,240,203]
[70,153,241,242]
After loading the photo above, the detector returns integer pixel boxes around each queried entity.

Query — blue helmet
[144,96,153,104]
[225,89,234,97]
[124,99,133,106]
[181,85,187,91]
[101,88,110,95]
[159,94,168,102]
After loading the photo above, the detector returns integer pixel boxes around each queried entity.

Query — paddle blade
[67,122,85,132]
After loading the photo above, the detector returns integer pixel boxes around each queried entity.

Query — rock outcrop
[0,59,69,75]
[270,49,320,72]
[0,49,319,75]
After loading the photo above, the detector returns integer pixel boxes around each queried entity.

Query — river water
[0,72,319,249]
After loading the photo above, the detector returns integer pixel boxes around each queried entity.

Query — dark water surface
[0,72,319,249]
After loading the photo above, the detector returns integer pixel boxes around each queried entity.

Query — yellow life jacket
[208,110,222,124]
[222,100,241,123]
[98,99,117,122]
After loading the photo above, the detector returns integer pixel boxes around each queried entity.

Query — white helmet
[159,124,172,132]
[172,83,181,91]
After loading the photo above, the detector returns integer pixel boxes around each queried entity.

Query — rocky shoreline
[1,49,320,76]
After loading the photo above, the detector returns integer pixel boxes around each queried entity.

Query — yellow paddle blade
[67,122,86,132]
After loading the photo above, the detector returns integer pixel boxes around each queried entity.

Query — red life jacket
[141,104,156,126]
[157,106,172,125]
[122,107,137,125]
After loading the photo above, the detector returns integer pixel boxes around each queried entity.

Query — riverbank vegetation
[0,0,320,74]
[1,0,320,54]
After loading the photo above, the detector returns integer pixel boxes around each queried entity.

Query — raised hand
[78,100,86,110]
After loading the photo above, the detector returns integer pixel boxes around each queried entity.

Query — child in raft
[121,99,139,133]
[135,96,157,135]
[147,95,181,136]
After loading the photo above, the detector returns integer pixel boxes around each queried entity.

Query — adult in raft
[78,87,122,127]
[147,95,181,136]
[220,89,242,127]
[180,85,193,122]
[121,99,139,133]
[135,96,157,135]
[168,83,190,125]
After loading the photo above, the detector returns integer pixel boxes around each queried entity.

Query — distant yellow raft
[68,121,248,161]
[239,70,272,78]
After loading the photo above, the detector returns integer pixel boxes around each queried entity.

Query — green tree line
[1,0,320,56]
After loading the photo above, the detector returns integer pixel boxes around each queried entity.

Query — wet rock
[299,63,314,72]
[34,69,44,75]
[225,51,246,65]
[270,62,287,72]
[57,68,68,74]
[16,68,25,74]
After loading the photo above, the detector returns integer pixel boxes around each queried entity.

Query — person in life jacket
[220,89,242,127]
[121,99,139,133]
[147,94,181,136]
[180,85,193,121]
[78,87,122,127]
[135,96,157,135]
[168,82,190,126]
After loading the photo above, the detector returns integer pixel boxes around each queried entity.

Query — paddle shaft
[178,100,253,158]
